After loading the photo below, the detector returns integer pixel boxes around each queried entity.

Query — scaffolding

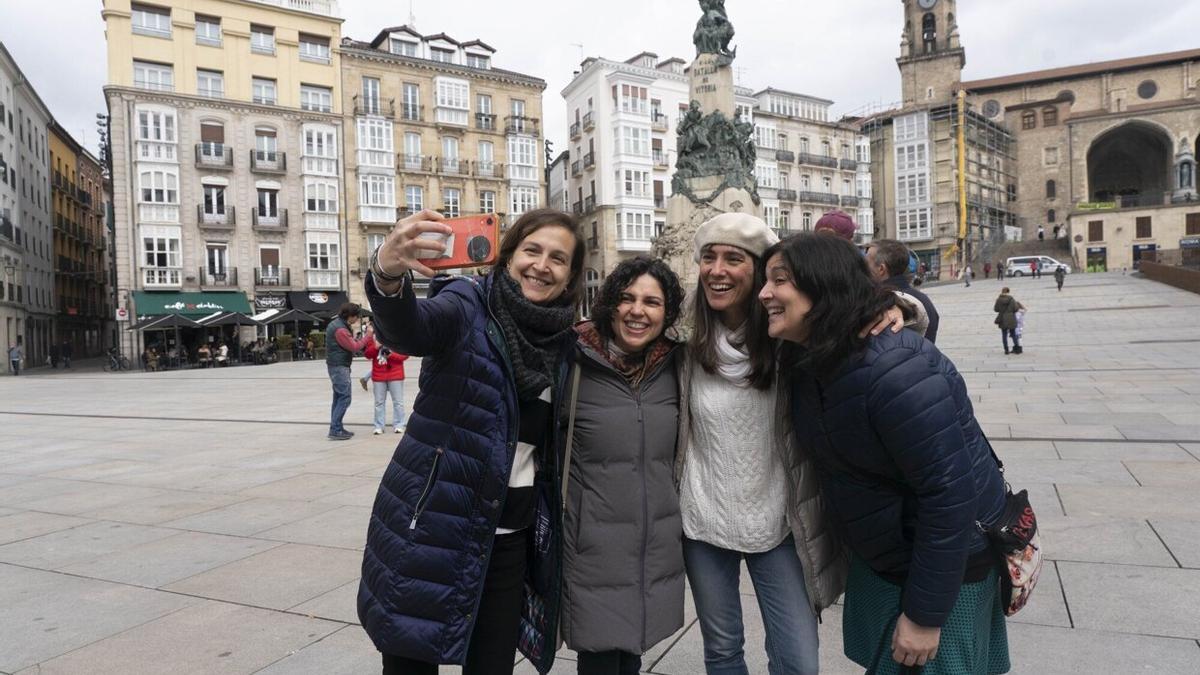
[939,100,1018,263]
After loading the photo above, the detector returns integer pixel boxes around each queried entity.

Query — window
[616,126,650,157]
[257,188,279,217]
[802,211,813,229]
[896,144,927,171]
[195,15,221,45]
[206,244,228,276]
[821,140,832,157]
[360,175,396,207]
[133,61,173,91]
[431,47,455,63]
[302,125,338,174]
[441,136,460,172]
[508,136,538,181]
[477,93,493,115]
[252,77,277,105]
[390,38,418,56]
[754,126,778,150]
[357,118,393,168]
[510,186,539,220]
[619,169,650,197]
[360,77,381,115]
[617,210,654,241]
[1042,106,1058,127]
[1085,220,1105,242]
[612,84,648,115]
[1187,213,1200,235]
[1047,209,1056,223]
[798,136,810,154]
[895,112,928,141]
[250,25,275,54]
[305,180,338,213]
[402,132,422,168]
[822,176,832,193]
[1046,180,1057,200]
[480,190,496,213]
[197,69,224,98]
[141,227,181,286]
[435,78,470,125]
[131,3,171,37]
[1138,80,1158,100]
[897,207,932,241]
[255,128,278,160]
[299,34,331,63]
[401,83,420,120]
[466,53,490,69]
[1022,110,1036,130]
[139,170,178,204]
[201,184,226,215]
[755,163,779,189]
[764,204,780,229]
[779,210,791,230]
[367,233,387,257]
[307,236,339,270]
[477,141,495,174]
[300,85,333,112]
[443,188,461,217]
[405,185,424,211]
[1136,216,1152,239]
[584,269,602,317]
[137,109,176,143]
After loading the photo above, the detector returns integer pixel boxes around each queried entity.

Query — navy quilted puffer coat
[788,329,1006,628]
[357,273,569,672]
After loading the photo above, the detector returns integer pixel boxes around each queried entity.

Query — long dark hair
[690,246,775,390]
[766,233,895,379]
[493,208,587,306]
[591,256,685,342]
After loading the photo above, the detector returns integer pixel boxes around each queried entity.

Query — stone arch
[1086,121,1173,204]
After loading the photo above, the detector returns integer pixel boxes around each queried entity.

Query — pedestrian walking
[1030,260,1039,279]
[325,303,371,440]
[7,342,22,375]
[1038,225,1045,241]
[866,239,941,343]
[364,335,408,435]
[48,342,60,369]
[1054,265,1066,291]
[358,208,585,675]
[996,262,1004,280]
[563,256,687,675]
[962,264,973,287]
[677,213,900,675]
[60,339,73,369]
[984,262,992,278]
[1052,224,1061,239]
[994,287,1025,355]
[760,232,1010,675]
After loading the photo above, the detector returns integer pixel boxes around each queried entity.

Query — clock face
[918,0,938,9]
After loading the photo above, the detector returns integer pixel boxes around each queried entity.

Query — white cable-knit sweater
[679,364,790,553]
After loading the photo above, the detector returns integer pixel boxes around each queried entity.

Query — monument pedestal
[658,185,756,283]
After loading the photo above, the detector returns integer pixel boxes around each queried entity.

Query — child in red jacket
[364,336,409,434]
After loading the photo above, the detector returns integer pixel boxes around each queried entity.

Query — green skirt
[843,556,1010,675]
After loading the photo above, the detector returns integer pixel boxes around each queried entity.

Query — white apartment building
[751,88,874,243]
[547,150,570,213]
[1,44,55,365]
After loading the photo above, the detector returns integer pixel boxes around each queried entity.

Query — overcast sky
[4,0,1198,158]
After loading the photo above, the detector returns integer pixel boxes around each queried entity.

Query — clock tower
[897,0,965,107]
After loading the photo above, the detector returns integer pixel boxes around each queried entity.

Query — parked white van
[1005,256,1071,276]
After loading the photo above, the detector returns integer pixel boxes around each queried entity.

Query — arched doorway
[1086,122,1173,207]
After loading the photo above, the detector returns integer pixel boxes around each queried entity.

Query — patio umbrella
[128,314,204,369]
[198,312,264,363]
[264,309,323,349]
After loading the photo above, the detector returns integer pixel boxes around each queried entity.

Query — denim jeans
[373,379,405,431]
[1001,328,1021,353]
[327,364,352,434]
[684,536,820,675]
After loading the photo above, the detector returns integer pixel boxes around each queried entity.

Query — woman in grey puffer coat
[562,257,687,675]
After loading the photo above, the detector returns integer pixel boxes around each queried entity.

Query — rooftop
[962,47,1200,92]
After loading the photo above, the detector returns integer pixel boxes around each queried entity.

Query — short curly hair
[591,256,685,342]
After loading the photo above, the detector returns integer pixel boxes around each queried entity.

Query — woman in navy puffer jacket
[359,208,586,675]
[758,233,1010,675]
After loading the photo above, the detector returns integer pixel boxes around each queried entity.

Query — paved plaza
[1,272,1199,674]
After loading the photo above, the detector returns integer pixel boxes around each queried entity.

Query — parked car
[1006,255,1071,276]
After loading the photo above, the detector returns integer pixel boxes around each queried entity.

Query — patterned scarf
[575,321,676,388]
[490,272,576,402]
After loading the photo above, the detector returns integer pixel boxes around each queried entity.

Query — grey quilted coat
[560,335,686,654]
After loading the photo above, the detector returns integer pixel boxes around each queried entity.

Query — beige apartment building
[102,0,345,359]
[339,26,547,304]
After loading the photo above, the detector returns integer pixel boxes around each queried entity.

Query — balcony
[199,267,238,289]
[195,143,233,169]
[839,158,859,171]
[653,149,670,169]
[197,205,236,228]
[398,154,434,172]
[616,236,652,253]
[651,113,669,132]
[439,157,465,175]
[357,149,395,170]
[582,111,595,131]
[474,161,502,179]
[841,195,861,207]
[254,267,291,288]
[476,113,497,131]
[246,0,338,18]
[572,201,583,216]
[797,191,840,206]
[584,195,596,212]
[797,152,839,169]
[399,104,424,122]
[571,160,582,177]
[138,203,179,224]
[776,150,795,163]
[252,209,288,230]
[777,188,797,202]
[654,196,666,210]
[569,121,581,139]
[143,268,182,288]
[583,152,595,170]
[354,95,394,118]
[0,215,15,244]
[359,206,396,224]
[306,270,341,289]
[506,116,539,136]
[588,234,599,251]
[250,151,287,173]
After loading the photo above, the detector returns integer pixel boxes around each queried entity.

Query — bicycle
[103,348,132,372]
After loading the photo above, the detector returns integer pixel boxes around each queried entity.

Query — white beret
[693,212,779,261]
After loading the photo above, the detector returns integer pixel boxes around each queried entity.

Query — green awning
[132,291,252,317]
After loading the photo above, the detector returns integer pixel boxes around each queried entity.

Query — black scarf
[490,272,575,401]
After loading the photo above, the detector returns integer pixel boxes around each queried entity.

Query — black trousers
[382,530,529,675]
[577,650,642,675]
[1001,328,1021,353]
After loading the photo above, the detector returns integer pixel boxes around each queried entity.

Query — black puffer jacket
[788,329,1006,628]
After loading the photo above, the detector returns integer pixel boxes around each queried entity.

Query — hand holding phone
[374,210,454,279]
[414,213,500,271]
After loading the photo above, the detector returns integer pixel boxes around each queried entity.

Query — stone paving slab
[1058,562,1200,640]
[1057,485,1199,519]
[1149,520,1200,569]
[57,531,282,588]
[1001,458,1137,486]
[0,510,90,546]
[0,521,178,569]
[1123,460,1200,487]
[1038,517,1178,567]
[162,496,344,537]
[1004,623,1200,674]
[256,505,371,550]
[15,600,343,675]
[1054,441,1196,462]
[253,625,382,675]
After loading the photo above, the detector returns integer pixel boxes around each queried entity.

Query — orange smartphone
[415,213,500,270]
